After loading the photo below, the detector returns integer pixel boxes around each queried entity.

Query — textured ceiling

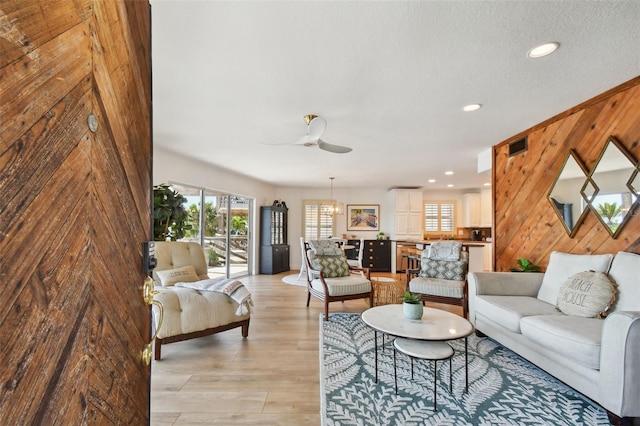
[150,0,640,190]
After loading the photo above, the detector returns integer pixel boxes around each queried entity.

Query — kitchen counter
[393,240,493,272]
[394,239,491,247]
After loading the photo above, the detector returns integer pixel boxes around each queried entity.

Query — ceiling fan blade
[318,139,352,154]
[307,116,327,139]
[296,134,317,146]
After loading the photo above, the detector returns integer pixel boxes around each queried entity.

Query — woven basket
[371,277,405,306]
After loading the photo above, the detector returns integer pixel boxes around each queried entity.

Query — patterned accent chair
[303,240,373,320]
[406,241,469,318]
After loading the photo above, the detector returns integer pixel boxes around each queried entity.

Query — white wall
[275,186,393,270]
[154,146,480,273]
[154,146,277,274]
[277,187,472,270]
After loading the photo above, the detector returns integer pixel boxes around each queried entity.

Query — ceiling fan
[268,115,353,154]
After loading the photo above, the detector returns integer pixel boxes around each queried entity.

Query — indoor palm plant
[153,184,192,241]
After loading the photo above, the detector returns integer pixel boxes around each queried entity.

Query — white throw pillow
[607,251,640,312]
[156,265,200,287]
[537,252,613,305]
[557,271,617,318]
[428,241,462,261]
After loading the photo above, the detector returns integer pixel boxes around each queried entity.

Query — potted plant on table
[403,291,423,319]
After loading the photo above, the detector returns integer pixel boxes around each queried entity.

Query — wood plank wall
[493,77,640,271]
[1,1,152,423]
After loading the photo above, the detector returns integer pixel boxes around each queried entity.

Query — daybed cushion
[310,275,371,297]
[536,251,613,305]
[153,241,210,283]
[474,295,563,333]
[152,287,250,339]
[520,314,604,370]
[156,265,200,287]
[410,277,465,299]
[607,251,640,312]
[556,271,617,318]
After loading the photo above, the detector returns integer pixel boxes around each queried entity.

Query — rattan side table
[371,276,405,306]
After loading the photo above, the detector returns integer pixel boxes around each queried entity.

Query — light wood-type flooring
[150,271,461,425]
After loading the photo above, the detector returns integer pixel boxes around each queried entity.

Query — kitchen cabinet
[364,240,391,272]
[259,201,290,274]
[480,188,492,227]
[463,193,481,228]
[483,243,493,271]
[467,246,484,272]
[391,189,423,240]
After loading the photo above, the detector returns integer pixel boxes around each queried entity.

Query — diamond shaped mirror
[585,136,639,239]
[548,150,590,237]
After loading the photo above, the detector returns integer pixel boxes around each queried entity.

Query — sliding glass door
[171,183,252,278]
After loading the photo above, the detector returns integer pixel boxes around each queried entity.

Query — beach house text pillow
[556,270,617,318]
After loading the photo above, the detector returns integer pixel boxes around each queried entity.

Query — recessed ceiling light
[462,103,482,112]
[428,179,436,183]
[527,42,559,59]
[445,171,454,175]
[447,184,454,188]
[484,183,491,186]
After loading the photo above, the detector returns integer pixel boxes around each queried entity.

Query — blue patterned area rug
[320,313,610,425]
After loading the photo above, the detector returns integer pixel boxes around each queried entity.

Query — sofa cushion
[475,295,562,333]
[310,275,371,297]
[537,251,613,305]
[156,265,200,287]
[520,315,603,370]
[608,251,640,312]
[410,277,465,298]
[557,271,617,318]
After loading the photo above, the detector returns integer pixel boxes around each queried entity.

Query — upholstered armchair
[303,240,373,320]
[406,241,469,318]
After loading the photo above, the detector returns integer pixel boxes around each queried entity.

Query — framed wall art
[346,204,380,231]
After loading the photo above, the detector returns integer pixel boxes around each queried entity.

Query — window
[168,183,252,278]
[424,201,456,233]
[303,200,335,240]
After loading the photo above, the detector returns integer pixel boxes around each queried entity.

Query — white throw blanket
[175,278,253,316]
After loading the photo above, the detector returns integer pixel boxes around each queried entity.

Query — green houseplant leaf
[510,258,540,272]
[153,184,192,241]
[403,291,421,304]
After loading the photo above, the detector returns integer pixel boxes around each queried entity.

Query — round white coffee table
[361,304,474,391]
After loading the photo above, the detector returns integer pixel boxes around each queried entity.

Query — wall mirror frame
[582,136,639,239]
[547,149,590,237]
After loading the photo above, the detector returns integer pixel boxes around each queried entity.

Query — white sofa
[151,241,250,360]
[468,251,640,422]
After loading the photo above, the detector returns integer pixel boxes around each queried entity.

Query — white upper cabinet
[391,189,423,239]
[462,193,481,228]
[395,189,423,212]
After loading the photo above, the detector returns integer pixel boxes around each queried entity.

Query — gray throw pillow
[556,270,617,318]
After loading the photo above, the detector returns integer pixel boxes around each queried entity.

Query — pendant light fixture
[323,177,344,216]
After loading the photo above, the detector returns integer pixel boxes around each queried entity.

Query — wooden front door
[1,1,152,423]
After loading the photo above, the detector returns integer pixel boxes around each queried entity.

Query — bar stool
[393,338,453,411]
